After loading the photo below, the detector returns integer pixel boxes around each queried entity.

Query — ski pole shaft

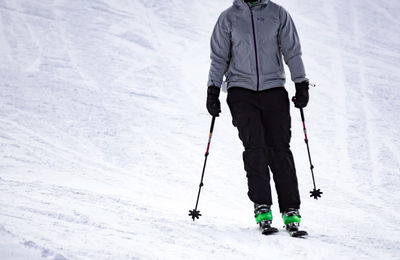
[298,107,322,199]
[189,116,216,220]
[300,108,316,189]
[292,96,322,199]
[195,116,215,208]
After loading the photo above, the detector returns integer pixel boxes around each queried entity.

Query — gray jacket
[207,0,307,91]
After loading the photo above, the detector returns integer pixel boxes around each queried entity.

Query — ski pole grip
[292,97,305,122]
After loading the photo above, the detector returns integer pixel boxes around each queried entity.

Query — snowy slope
[0,0,399,259]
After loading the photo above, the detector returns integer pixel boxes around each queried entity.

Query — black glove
[206,86,221,117]
[294,81,309,108]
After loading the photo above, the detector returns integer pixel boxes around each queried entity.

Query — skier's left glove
[206,86,221,117]
[294,81,309,108]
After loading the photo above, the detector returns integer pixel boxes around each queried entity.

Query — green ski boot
[282,208,308,237]
[254,204,278,235]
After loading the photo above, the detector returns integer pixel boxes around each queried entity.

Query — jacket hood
[233,0,270,8]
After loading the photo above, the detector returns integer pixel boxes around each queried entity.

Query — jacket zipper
[249,5,260,91]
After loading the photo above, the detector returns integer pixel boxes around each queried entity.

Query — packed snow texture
[0,0,399,259]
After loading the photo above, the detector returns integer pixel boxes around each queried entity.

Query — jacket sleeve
[278,7,308,83]
[207,13,231,88]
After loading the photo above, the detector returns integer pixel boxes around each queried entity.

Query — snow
[0,0,399,259]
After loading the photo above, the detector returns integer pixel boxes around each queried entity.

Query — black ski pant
[227,87,300,212]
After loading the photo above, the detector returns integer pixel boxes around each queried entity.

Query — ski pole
[189,116,216,221]
[292,99,323,200]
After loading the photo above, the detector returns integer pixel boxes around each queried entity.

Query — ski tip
[261,227,279,235]
[290,230,308,238]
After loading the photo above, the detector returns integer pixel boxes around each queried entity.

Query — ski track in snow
[0,0,399,259]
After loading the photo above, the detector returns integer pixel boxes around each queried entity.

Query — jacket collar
[233,0,270,9]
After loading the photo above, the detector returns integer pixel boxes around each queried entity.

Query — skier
[206,0,309,235]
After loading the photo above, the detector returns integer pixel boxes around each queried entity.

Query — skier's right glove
[294,81,309,108]
[206,86,221,117]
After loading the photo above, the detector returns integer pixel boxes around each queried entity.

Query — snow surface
[0,0,399,259]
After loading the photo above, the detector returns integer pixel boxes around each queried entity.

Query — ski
[261,226,279,235]
[259,220,279,235]
[285,223,308,238]
[288,229,308,237]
